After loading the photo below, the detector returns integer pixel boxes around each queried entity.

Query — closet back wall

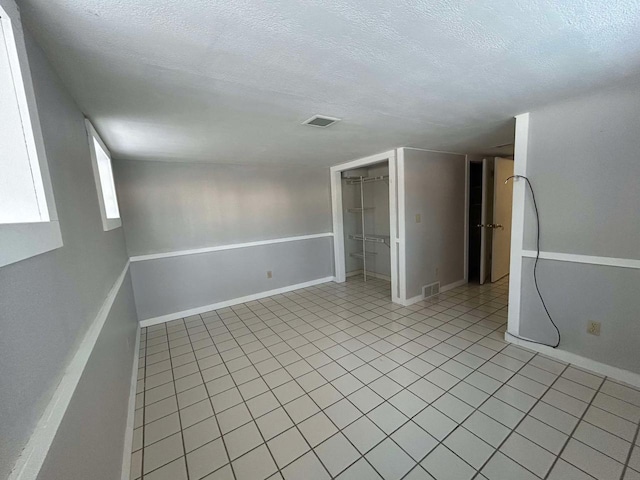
[113,160,334,321]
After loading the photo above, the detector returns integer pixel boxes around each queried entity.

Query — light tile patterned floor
[130,276,640,480]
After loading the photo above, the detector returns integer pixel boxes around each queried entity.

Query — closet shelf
[345,175,389,185]
[347,207,374,213]
[350,251,378,259]
[349,234,390,244]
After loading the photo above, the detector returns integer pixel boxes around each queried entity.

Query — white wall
[514,82,640,374]
[113,159,335,322]
[402,148,467,299]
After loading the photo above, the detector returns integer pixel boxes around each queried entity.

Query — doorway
[468,157,514,284]
[330,150,400,304]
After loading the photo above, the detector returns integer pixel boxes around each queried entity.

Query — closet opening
[330,150,400,304]
[341,161,390,289]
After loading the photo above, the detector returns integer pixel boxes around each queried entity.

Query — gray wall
[37,273,138,480]
[520,259,640,373]
[131,237,333,320]
[403,149,467,299]
[113,159,334,321]
[524,84,640,259]
[113,159,332,256]
[519,82,640,373]
[0,26,137,479]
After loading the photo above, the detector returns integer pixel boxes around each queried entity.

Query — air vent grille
[302,115,341,128]
[422,282,441,300]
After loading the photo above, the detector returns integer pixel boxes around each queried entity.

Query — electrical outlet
[435,267,439,279]
[587,321,601,336]
[415,214,421,223]
[267,271,273,279]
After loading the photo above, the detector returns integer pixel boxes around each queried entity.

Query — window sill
[0,220,63,267]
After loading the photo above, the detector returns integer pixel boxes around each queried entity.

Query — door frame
[479,158,492,284]
[330,149,402,304]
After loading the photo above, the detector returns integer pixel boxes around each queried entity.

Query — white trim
[329,150,396,173]
[396,148,407,303]
[85,119,122,232]
[330,172,346,283]
[0,3,63,267]
[9,261,131,480]
[399,278,468,306]
[441,278,469,293]
[464,157,470,283]
[120,327,140,480]
[130,233,334,262]
[521,250,640,269]
[388,152,400,303]
[140,276,336,327]
[507,113,529,336]
[329,149,399,301]
[505,333,640,389]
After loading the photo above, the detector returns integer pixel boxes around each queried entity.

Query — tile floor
[130,276,640,480]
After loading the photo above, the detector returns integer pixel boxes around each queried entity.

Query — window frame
[0,2,62,268]
[85,120,122,231]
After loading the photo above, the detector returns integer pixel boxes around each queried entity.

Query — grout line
[137,327,148,480]
[620,420,640,480]
[541,375,606,480]
[195,277,516,477]
[181,318,237,480]
[136,276,593,480]
[470,362,573,480]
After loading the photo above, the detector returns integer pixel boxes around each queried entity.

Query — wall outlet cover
[267,271,273,279]
[415,214,421,223]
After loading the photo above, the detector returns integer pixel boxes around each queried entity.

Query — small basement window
[0,17,49,224]
[0,5,62,267]
[86,120,121,230]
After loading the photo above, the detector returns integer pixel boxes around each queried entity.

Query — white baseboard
[9,262,131,480]
[440,278,468,293]
[505,332,640,389]
[139,276,337,327]
[401,278,468,306]
[120,327,141,480]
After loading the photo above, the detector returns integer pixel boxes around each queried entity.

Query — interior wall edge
[119,327,141,480]
[139,275,336,328]
[9,261,132,480]
[505,332,640,389]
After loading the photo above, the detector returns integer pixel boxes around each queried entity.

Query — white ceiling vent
[302,115,341,128]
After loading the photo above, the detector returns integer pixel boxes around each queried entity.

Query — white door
[479,158,494,284]
[491,157,514,282]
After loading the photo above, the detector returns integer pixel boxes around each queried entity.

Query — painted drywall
[36,272,138,480]
[20,1,640,165]
[518,82,640,373]
[0,22,136,479]
[113,159,332,256]
[403,148,467,299]
[523,84,640,259]
[520,259,640,373]
[131,237,333,321]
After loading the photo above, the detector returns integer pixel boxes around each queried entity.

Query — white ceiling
[19,0,640,166]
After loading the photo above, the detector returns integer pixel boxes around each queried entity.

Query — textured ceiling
[18,0,640,166]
